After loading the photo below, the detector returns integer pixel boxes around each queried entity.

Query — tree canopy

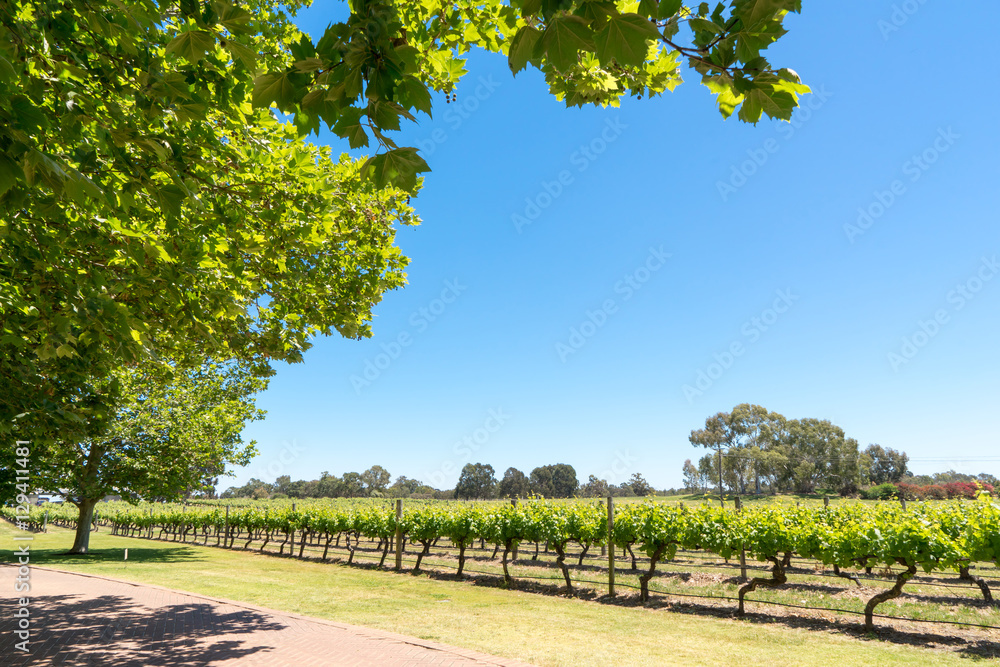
[689,404,862,496]
[1,0,811,439]
[454,462,497,499]
[35,360,265,552]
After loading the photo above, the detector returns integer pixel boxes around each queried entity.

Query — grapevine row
[4,499,997,630]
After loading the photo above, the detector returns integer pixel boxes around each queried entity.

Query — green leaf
[217,1,252,34]
[361,148,429,193]
[508,26,543,74]
[165,30,217,64]
[394,77,433,118]
[0,154,24,198]
[252,72,299,110]
[593,14,659,68]
[541,15,595,72]
[520,0,542,18]
[702,74,744,119]
[733,0,801,29]
[0,56,16,82]
[333,108,369,149]
[658,0,684,19]
[226,40,257,70]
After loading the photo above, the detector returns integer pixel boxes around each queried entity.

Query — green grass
[5,523,997,666]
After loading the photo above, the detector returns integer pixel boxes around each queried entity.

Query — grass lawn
[4,522,996,666]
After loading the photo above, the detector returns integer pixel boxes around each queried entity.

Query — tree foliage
[36,360,265,552]
[454,462,497,500]
[862,443,909,485]
[1,0,812,439]
[688,404,862,495]
[529,463,579,498]
[497,466,531,498]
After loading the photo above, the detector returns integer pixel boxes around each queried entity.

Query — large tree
[861,444,909,485]
[39,360,265,553]
[497,466,530,498]
[773,418,861,494]
[1,0,811,440]
[530,463,578,498]
[454,462,497,500]
[689,403,786,496]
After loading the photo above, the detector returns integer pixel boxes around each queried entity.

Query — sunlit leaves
[593,13,658,68]
[508,25,543,74]
[540,15,595,72]
[362,148,429,193]
[165,30,217,63]
[252,72,302,110]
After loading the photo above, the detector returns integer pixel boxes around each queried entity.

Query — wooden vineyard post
[600,500,606,557]
[736,496,747,583]
[607,496,615,597]
[224,505,230,547]
[511,498,518,561]
[394,499,403,571]
[824,495,829,508]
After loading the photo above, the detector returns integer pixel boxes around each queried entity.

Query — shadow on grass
[30,545,204,567]
[0,590,284,666]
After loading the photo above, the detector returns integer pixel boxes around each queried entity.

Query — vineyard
[5,497,999,633]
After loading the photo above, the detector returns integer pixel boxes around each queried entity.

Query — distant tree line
[220,466,445,500]
[219,463,657,501]
[452,463,654,500]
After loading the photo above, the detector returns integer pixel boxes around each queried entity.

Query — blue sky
[225,1,1000,491]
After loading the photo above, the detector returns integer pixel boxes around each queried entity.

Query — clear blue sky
[225,1,1000,492]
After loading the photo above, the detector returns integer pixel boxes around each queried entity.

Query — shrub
[924,485,947,500]
[861,483,898,500]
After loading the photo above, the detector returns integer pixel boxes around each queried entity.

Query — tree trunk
[738,556,787,615]
[457,542,467,576]
[69,498,99,554]
[833,564,860,586]
[68,442,108,554]
[577,543,590,566]
[639,545,667,602]
[501,542,513,587]
[553,543,573,592]
[414,541,431,573]
[959,565,994,602]
[864,560,917,631]
[378,537,390,568]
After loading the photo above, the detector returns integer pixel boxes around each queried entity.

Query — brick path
[0,565,535,666]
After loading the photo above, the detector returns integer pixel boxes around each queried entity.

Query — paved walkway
[0,566,535,666]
